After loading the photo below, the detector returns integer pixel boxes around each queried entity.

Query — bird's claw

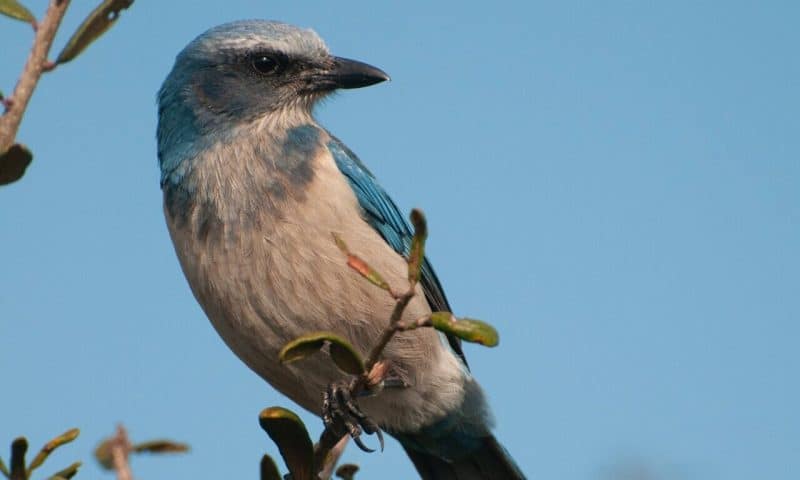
[323,379,384,453]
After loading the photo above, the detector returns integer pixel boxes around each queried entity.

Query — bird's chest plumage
[162,123,466,431]
[166,128,384,350]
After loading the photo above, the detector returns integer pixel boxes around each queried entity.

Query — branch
[314,434,349,480]
[0,0,71,153]
[109,425,133,480]
[95,425,187,478]
[362,290,415,375]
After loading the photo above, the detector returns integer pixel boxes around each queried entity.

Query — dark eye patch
[247,50,289,75]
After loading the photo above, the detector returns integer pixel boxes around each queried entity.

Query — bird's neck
[161,113,330,236]
[158,102,317,187]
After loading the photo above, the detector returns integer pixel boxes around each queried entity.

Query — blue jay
[157,20,524,479]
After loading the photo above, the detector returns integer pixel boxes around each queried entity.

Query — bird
[157,20,524,479]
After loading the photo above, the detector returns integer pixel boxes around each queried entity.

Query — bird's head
[158,20,389,132]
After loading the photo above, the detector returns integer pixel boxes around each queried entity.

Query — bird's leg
[323,378,384,452]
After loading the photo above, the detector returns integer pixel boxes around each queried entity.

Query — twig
[315,434,349,480]
[362,289,415,379]
[0,0,71,153]
[395,314,434,331]
[109,425,133,480]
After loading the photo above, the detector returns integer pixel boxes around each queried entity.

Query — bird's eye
[251,54,280,75]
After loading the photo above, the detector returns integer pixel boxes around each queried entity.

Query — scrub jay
[157,20,524,479]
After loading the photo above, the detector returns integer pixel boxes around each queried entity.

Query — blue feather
[327,136,468,367]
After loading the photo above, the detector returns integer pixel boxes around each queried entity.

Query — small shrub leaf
[93,439,114,471]
[0,0,35,23]
[279,332,365,375]
[279,334,327,364]
[132,440,189,455]
[259,454,282,480]
[258,407,313,480]
[332,233,392,293]
[407,209,427,285]
[0,143,32,185]
[46,461,81,480]
[335,463,360,480]
[429,312,499,347]
[28,428,79,472]
[9,438,27,479]
[55,0,134,65]
[329,341,366,376]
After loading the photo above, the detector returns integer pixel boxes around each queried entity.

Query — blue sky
[1,1,798,479]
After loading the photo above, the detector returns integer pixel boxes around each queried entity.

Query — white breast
[164,123,468,432]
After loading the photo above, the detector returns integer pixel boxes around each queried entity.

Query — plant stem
[314,432,349,480]
[0,0,71,153]
[110,425,133,480]
[362,289,415,375]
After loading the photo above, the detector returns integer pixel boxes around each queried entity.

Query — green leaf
[258,407,313,480]
[46,462,81,480]
[279,333,328,363]
[259,454,282,480]
[55,0,134,65]
[93,439,114,471]
[407,209,427,285]
[335,463,360,480]
[329,341,366,376]
[28,428,79,472]
[0,457,9,478]
[132,440,189,455]
[333,233,393,293]
[279,332,365,375]
[0,0,35,23]
[0,143,33,186]
[429,312,499,347]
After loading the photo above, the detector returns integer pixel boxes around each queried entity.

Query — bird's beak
[326,56,390,89]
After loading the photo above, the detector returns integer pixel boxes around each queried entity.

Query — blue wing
[327,136,468,367]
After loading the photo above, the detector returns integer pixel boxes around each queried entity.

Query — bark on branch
[0,0,71,153]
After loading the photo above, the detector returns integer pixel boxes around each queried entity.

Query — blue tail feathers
[390,383,525,480]
[396,431,526,480]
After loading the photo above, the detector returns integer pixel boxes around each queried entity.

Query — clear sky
[1,1,798,479]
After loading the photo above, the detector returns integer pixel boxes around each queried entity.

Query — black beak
[326,56,390,89]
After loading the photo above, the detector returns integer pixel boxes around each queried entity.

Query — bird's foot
[323,378,384,453]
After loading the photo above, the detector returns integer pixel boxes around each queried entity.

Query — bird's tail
[396,432,526,480]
